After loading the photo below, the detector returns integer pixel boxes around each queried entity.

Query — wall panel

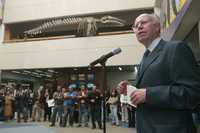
[0,34,144,69]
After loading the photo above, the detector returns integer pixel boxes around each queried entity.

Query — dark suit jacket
[135,39,200,133]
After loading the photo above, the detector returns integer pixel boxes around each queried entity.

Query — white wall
[3,0,154,23]
[0,34,144,70]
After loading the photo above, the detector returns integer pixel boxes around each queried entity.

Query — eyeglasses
[132,20,149,32]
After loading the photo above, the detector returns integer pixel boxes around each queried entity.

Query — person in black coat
[15,89,29,122]
[119,13,200,133]
[87,85,102,129]
[0,90,5,119]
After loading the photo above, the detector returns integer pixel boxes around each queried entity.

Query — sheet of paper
[127,85,137,107]
[120,94,128,103]
[47,99,55,107]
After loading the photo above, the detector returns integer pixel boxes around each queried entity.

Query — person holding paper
[119,13,200,133]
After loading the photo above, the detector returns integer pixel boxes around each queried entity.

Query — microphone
[89,48,122,66]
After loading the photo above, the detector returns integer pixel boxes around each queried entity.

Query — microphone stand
[89,48,121,133]
[90,59,107,133]
[100,61,107,133]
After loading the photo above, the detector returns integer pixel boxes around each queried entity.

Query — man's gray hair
[135,13,160,26]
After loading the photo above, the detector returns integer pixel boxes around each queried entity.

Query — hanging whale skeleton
[24,15,126,37]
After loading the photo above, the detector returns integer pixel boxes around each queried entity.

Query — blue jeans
[79,103,89,125]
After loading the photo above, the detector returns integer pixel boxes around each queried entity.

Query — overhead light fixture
[35,75,42,78]
[48,69,55,73]
[23,70,31,73]
[45,78,53,81]
[22,72,28,75]
[12,71,20,74]
[48,69,58,73]
[39,73,46,76]
[35,70,43,73]
[46,74,52,77]
[32,72,39,75]
[134,66,138,73]
[118,67,122,71]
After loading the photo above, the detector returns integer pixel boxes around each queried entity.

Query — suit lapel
[136,40,166,87]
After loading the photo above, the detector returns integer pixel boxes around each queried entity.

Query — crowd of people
[0,83,136,129]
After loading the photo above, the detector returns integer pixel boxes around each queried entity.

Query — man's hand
[130,89,146,105]
[117,80,129,95]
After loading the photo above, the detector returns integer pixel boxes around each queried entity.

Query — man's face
[80,85,85,90]
[57,86,61,91]
[133,15,160,46]
[69,87,73,92]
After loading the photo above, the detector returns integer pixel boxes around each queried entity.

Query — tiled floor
[0,122,55,133]
[0,121,136,133]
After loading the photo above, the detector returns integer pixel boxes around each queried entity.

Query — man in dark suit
[119,13,200,133]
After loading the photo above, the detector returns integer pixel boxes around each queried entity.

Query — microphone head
[112,48,122,55]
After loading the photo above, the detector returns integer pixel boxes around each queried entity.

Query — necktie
[139,49,150,74]
[144,49,150,57]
